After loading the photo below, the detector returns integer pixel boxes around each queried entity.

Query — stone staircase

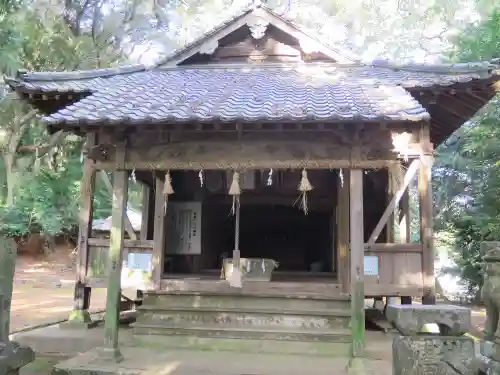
[131,290,352,356]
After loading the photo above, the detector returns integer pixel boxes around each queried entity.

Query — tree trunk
[3,153,17,206]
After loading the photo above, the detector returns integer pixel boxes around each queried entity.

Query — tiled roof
[35,64,436,125]
[5,64,146,93]
[8,61,497,94]
[5,61,499,127]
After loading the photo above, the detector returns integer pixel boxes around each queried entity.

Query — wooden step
[135,308,350,330]
[148,289,350,300]
[131,324,352,343]
[137,305,351,316]
[142,292,351,312]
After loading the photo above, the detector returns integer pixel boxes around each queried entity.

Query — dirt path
[11,285,107,332]
[11,249,107,333]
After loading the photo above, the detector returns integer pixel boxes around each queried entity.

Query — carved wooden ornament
[247,16,270,39]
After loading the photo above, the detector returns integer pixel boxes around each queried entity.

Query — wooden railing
[87,238,154,278]
[363,242,424,297]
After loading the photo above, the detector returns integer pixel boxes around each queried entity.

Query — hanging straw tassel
[163,171,174,215]
[296,169,313,215]
[228,171,242,288]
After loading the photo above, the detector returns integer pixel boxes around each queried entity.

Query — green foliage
[0,144,82,236]
[432,9,500,297]
[449,9,500,62]
[0,0,143,241]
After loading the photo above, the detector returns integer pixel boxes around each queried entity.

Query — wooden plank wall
[87,239,154,278]
[364,244,423,296]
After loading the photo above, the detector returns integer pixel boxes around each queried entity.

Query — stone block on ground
[0,237,36,375]
[0,343,35,375]
[392,336,474,375]
[385,304,471,336]
[474,340,500,374]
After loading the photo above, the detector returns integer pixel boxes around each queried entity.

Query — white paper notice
[364,255,379,276]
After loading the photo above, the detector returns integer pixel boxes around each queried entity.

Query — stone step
[136,307,351,330]
[131,334,354,357]
[142,292,351,312]
[131,324,352,343]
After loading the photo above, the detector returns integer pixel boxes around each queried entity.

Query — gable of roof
[154,4,361,67]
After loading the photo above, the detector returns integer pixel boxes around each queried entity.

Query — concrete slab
[10,323,133,357]
[11,323,393,360]
[52,347,391,375]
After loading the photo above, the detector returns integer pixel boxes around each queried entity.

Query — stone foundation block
[474,340,500,374]
[386,304,471,336]
[0,343,35,375]
[392,336,474,375]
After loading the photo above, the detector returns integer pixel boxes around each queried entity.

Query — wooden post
[65,133,95,328]
[140,184,151,241]
[151,176,166,289]
[101,143,127,362]
[337,169,350,294]
[399,182,413,306]
[350,169,364,357]
[385,168,395,243]
[419,125,436,305]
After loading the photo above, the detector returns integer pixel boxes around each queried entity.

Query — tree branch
[7,109,37,154]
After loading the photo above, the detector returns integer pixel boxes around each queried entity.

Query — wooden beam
[419,127,436,305]
[93,140,399,171]
[350,168,364,358]
[77,133,96,283]
[140,184,151,241]
[336,169,350,294]
[364,243,422,253]
[98,170,137,240]
[102,142,127,362]
[152,177,166,289]
[96,158,399,171]
[364,283,424,297]
[88,238,153,248]
[366,159,421,247]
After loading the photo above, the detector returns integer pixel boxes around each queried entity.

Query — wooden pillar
[101,143,127,362]
[140,184,151,241]
[398,164,412,305]
[419,124,435,305]
[385,168,395,243]
[350,169,365,357]
[337,169,350,294]
[151,176,166,289]
[66,133,95,328]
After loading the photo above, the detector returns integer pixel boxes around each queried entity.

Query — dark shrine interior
[161,169,389,277]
